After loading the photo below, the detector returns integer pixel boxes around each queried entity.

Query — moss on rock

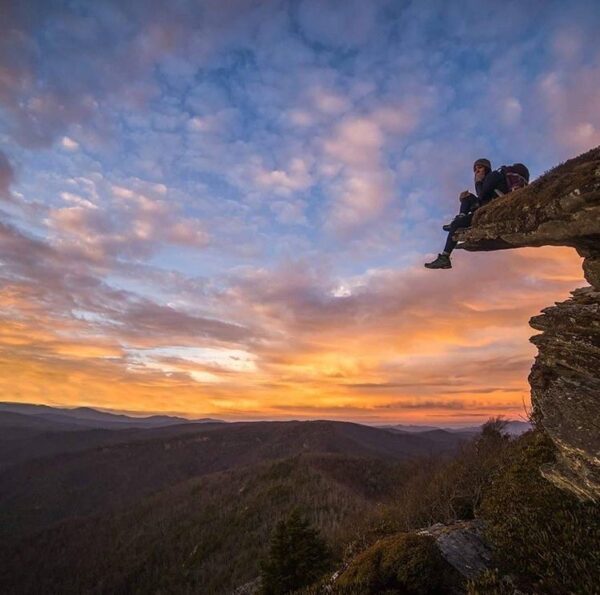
[336,532,462,594]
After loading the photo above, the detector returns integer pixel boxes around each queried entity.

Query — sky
[1,0,599,425]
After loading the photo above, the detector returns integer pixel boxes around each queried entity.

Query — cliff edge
[456,146,600,501]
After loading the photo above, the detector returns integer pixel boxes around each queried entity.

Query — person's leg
[443,231,458,255]
[426,195,475,270]
[443,212,473,255]
[459,193,478,214]
[444,194,478,231]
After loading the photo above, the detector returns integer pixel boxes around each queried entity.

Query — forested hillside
[2,408,596,593]
[0,412,473,594]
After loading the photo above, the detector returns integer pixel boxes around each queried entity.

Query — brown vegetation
[335,533,461,594]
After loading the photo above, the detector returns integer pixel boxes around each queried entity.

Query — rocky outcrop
[456,145,600,501]
[529,287,600,501]
[417,520,492,580]
[456,146,600,253]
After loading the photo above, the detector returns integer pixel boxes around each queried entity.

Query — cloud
[0,0,597,422]
[0,0,277,148]
[44,177,210,265]
[320,102,422,234]
[0,220,253,348]
[537,65,600,153]
[296,0,379,48]
[254,157,313,197]
[60,137,79,151]
[220,247,583,412]
[0,207,585,421]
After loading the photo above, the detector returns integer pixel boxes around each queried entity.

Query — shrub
[478,430,600,593]
[380,418,512,532]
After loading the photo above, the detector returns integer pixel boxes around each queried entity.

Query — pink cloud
[46,178,210,264]
[321,102,422,234]
[253,157,313,196]
[537,65,600,153]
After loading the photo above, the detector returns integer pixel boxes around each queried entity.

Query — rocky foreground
[457,145,600,501]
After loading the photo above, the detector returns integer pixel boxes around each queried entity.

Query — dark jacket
[475,169,508,205]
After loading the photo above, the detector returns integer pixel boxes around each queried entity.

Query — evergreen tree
[260,509,331,594]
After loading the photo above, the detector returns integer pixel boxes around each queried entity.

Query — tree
[260,509,331,594]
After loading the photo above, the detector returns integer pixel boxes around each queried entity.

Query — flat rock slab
[418,520,492,580]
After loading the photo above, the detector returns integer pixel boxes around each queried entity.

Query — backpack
[499,163,530,193]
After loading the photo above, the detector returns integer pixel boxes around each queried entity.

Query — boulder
[417,520,492,580]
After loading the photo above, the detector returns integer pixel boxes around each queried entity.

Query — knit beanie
[473,158,492,171]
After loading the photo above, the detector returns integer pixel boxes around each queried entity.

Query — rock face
[529,287,600,501]
[456,146,600,501]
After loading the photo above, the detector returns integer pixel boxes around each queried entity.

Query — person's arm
[476,170,507,203]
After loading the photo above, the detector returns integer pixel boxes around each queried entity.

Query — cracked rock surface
[529,287,600,500]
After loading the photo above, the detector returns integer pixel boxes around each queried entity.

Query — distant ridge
[0,403,531,435]
[0,404,478,476]
[0,402,223,429]
[380,421,531,436]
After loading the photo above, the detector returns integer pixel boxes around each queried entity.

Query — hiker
[424,158,509,270]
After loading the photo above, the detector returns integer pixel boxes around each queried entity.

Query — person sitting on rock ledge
[424,158,508,270]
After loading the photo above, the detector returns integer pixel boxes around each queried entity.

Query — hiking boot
[424,253,452,269]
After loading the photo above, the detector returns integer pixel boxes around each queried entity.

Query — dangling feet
[424,253,452,269]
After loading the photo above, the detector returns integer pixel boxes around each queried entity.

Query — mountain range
[0,402,530,593]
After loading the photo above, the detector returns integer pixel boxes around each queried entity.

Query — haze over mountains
[0,402,530,470]
[0,401,222,429]
[0,401,530,432]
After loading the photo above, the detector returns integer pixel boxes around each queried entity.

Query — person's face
[474,164,487,181]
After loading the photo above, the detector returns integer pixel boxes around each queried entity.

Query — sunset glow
[1,1,598,424]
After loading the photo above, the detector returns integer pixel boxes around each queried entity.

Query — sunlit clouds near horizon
[0,0,598,424]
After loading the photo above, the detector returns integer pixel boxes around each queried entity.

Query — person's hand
[459,190,471,200]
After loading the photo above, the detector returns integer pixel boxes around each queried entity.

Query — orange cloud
[0,239,584,424]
